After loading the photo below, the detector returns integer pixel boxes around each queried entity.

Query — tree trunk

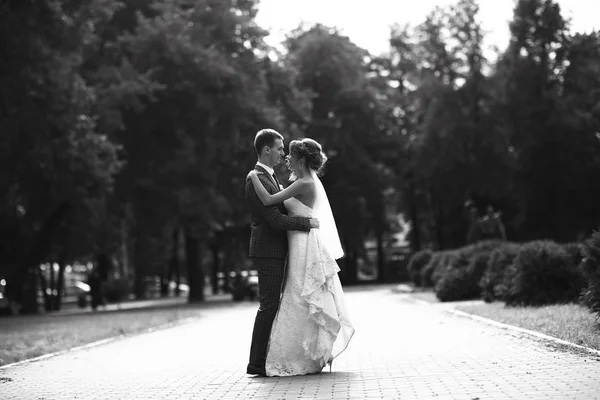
[175,252,181,297]
[159,271,169,297]
[161,228,178,297]
[55,252,67,311]
[210,243,220,295]
[375,229,385,283]
[119,219,129,279]
[349,250,357,284]
[342,237,358,285]
[16,201,70,314]
[133,238,146,300]
[431,191,445,249]
[19,267,39,314]
[38,266,51,312]
[184,226,204,303]
[174,226,182,297]
[407,180,421,251]
[47,262,55,311]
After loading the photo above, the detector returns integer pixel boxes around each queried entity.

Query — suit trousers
[248,257,285,369]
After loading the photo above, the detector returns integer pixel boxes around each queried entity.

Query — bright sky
[255,0,599,56]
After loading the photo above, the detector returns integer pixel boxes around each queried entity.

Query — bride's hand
[247,170,258,180]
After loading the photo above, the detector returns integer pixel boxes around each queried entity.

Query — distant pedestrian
[465,203,482,244]
[480,206,506,240]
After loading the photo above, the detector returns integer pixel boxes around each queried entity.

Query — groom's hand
[309,218,319,229]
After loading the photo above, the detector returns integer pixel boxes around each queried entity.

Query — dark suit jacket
[245,165,311,259]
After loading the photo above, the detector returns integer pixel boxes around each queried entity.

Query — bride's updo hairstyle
[289,138,328,176]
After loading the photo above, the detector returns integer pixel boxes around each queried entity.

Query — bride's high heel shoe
[327,357,334,373]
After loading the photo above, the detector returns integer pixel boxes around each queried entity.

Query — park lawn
[457,302,600,351]
[0,303,217,366]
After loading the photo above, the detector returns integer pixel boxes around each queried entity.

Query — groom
[245,129,319,376]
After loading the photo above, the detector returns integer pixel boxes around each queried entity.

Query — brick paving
[1,285,599,399]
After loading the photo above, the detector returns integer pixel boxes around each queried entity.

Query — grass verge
[0,299,233,366]
[457,302,600,351]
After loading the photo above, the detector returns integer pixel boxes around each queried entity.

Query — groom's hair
[254,129,284,156]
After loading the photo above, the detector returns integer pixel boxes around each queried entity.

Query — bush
[407,249,432,286]
[421,251,444,287]
[504,240,586,306]
[435,251,491,302]
[467,251,492,285]
[469,239,505,253]
[581,230,600,317]
[430,251,458,286]
[563,242,585,268]
[435,252,474,301]
[434,240,504,302]
[480,243,521,303]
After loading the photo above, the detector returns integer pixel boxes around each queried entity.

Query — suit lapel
[255,165,278,192]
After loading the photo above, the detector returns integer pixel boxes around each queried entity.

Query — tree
[281,25,394,282]
[0,0,125,312]
[491,0,574,240]
[377,0,512,250]
[114,0,282,300]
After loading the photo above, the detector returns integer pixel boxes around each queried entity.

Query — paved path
[1,285,599,399]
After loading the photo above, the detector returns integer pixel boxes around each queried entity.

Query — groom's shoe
[246,363,266,377]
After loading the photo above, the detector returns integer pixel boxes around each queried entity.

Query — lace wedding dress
[265,197,354,377]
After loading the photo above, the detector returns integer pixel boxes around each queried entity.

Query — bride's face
[286,145,300,172]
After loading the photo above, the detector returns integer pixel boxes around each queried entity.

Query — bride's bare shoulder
[292,177,315,194]
[301,176,316,187]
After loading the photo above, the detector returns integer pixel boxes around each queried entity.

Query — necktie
[272,173,281,192]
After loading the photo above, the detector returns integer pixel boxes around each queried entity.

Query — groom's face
[266,139,285,167]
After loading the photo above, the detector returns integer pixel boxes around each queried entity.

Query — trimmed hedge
[434,240,502,302]
[504,240,585,306]
[582,230,600,317]
[480,243,521,303]
[432,251,459,287]
[563,242,585,268]
[407,249,433,286]
[435,252,488,302]
[422,251,456,287]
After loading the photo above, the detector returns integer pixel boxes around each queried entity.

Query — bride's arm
[248,171,308,206]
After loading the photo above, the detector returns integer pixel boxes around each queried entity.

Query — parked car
[73,280,91,308]
[0,277,20,315]
[168,281,189,294]
[0,278,10,315]
[217,270,258,301]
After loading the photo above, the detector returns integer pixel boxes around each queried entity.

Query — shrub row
[405,232,600,308]
[480,243,521,302]
[407,249,432,287]
[502,240,585,306]
[582,230,600,317]
[434,240,502,302]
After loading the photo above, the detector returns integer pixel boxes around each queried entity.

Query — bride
[247,138,354,377]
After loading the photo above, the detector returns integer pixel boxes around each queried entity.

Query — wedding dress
[265,195,354,377]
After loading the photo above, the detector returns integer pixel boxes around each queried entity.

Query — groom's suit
[245,164,312,374]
